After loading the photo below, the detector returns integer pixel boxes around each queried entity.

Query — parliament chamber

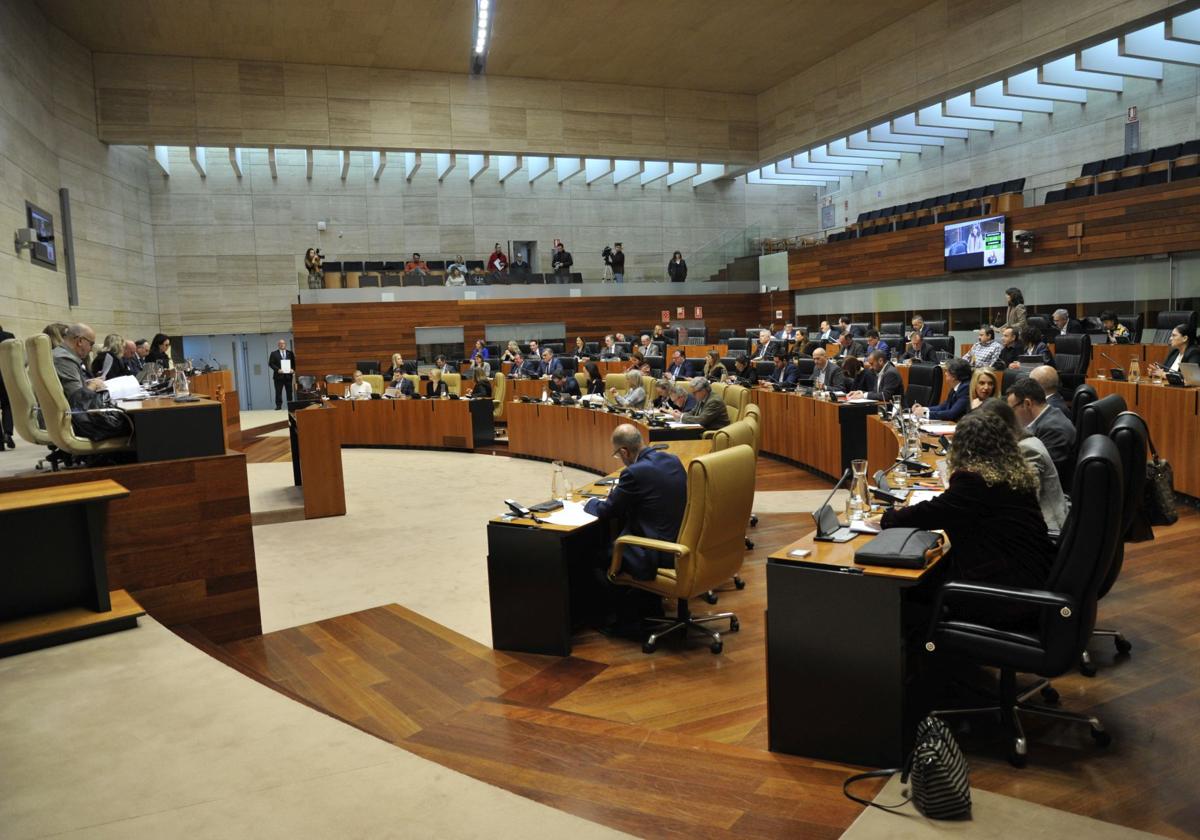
[4,0,1200,837]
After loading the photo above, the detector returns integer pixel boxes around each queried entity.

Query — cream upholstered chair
[721,383,749,423]
[362,374,385,394]
[24,334,134,458]
[709,419,757,585]
[0,338,72,470]
[402,373,421,394]
[441,372,463,396]
[710,381,726,400]
[574,372,589,394]
[608,444,756,654]
[641,377,657,409]
[492,372,506,419]
[604,372,628,394]
[741,401,764,535]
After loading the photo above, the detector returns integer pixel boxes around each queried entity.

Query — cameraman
[611,242,624,283]
[601,245,614,283]
[304,248,323,289]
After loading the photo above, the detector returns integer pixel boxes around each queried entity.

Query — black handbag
[1144,431,1177,527]
[843,716,972,820]
[854,527,943,569]
[68,388,132,441]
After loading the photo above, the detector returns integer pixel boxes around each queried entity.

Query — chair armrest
[611,535,690,578]
[924,580,1077,650]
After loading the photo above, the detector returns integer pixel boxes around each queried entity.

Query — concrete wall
[824,62,1200,228]
[755,0,1184,162]
[148,147,818,335]
[0,0,157,343]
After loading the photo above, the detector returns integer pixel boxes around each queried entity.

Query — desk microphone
[647,443,670,451]
[1100,351,1122,369]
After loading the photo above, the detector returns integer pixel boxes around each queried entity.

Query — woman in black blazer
[425,370,449,398]
[730,355,757,385]
[1152,325,1200,374]
[469,368,491,399]
[584,362,605,395]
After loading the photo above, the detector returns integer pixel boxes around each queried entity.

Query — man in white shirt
[963,326,1003,370]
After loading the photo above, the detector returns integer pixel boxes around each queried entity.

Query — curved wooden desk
[1091,377,1198,498]
[749,387,874,479]
[506,402,651,475]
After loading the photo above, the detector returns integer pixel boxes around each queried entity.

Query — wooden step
[0,589,144,657]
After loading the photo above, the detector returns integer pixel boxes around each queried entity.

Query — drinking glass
[893,462,909,488]
[551,460,570,501]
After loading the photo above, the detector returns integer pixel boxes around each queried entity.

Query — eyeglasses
[78,336,95,347]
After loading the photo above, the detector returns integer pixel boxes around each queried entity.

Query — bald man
[1029,364,1070,417]
[54,323,106,399]
[584,423,687,581]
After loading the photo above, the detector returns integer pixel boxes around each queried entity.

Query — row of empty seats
[1046,140,1200,202]
[827,179,1027,241]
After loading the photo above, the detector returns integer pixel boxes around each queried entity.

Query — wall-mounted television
[26,201,57,270]
[944,214,1005,272]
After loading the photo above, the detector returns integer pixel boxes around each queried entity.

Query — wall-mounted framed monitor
[944,214,1004,272]
[25,201,57,270]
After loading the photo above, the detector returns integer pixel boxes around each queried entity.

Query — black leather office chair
[717,329,735,342]
[1001,367,1027,395]
[1071,383,1097,419]
[1050,334,1090,394]
[1075,393,1125,442]
[903,363,942,408]
[1116,313,1143,343]
[1076,412,1146,676]
[924,320,948,336]
[926,435,1123,767]
[880,321,902,336]
[1150,310,1198,343]
[726,338,749,354]
[754,361,775,379]
[923,336,954,358]
[878,334,903,355]
[849,322,869,337]
[793,358,815,381]
[688,327,707,343]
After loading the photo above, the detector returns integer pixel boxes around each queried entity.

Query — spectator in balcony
[404,253,428,281]
[445,265,466,286]
[667,251,687,283]
[510,251,530,278]
[551,242,574,279]
[304,248,323,289]
[611,242,625,283]
[485,244,507,275]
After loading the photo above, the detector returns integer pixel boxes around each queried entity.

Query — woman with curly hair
[880,410,1055,606]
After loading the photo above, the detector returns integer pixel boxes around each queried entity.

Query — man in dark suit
[901,331,938,363]
[676,377,729,430]
[520,352,544,378]
[1029,365,1071,418]
[910,315,934,337]
[849,351,902,403]
[915,358,971,421]
[584,424,686,581]
[1009,377,1076,468]
[549,370,580,397]
[816,320,839,342]
[769,354,799,386]
[665,350,688,380]
[540,348,564,379]
[1051,308,1084,338]
[810,348,845,391]
[751,330,775,361]
[0,322,15,449]
[268,339,295,410]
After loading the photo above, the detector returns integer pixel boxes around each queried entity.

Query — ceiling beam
[942,93,1023,123]
[404,152,421,181]
[372,150,387,181]
[436,152,456,181]
[189,146,206,178]
[556,157,582,183]
[916,105,993,132]
[467,153,489,182]
[846,130,923,154]
[666,162,698,187]
[228,147,242,178]
[612,159,643,185]
[150,145,169,177]
[692,163,725,188]
[1167,9,1200,44]
[892,113,968,139]
[496,155,521,182]
[340,150,351,180]
[640,161,670,185]
[306,148,313,180]
[868,124,944,147]
[527,156,552,183]
[1122,21,1200,65]
[267,147,277,179]
[584,158,613,184]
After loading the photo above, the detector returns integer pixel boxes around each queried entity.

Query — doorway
[181,331,293,411]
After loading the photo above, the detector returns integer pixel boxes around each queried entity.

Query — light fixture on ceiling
[469,0,494,75]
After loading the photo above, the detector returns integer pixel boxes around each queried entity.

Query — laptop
[1178,362,1200,386]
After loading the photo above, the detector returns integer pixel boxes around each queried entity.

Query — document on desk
[542,500,598,527]
[907,489,944,505]
[920,422,957,436]
[845,398,877,404]
[105,375,146,401]
[667,421,703,429]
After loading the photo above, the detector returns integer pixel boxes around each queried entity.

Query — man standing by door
[268,339,295,410]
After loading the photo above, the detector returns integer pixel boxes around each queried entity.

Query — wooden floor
[225,431,1200,839]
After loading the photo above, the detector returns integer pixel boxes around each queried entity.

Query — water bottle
[542,387,549,403]
[551,460,569,501]
[847,459,869,521]
[906,421,921,461]
[173,368,190,398]
[1129,358,1141,383]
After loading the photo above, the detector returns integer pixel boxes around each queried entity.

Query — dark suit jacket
[542,357,564,378]
[903,343,938,363]
[1028,403,1076,466]
[520,358,544,377]
[268,349,295,380]
[0,329,13,389]
[551,377,580,397]
[666,361,688,379]
[1054,320,1084,338]
[993,344,1022,370]
[927,381,970,420]
[770,363,799,385]
[471,380,492,399]
[811,362,845,391]
[584,448,687,580]
[865,363,903,402]
[586,377,605,395]
[681,394,729,430]
[1163,346,1200,370]
[731,365,757,385]
[425,380,449,398]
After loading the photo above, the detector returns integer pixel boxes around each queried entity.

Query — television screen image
[944,214,1005,272]
[25,201,57,270]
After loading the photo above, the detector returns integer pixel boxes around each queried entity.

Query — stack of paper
[542,501,598,527]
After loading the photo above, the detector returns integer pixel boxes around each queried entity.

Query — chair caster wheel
[642,642,657,654]
[1040,685,1060,704]
[729,617,740,632]
[1079,660,1097,678]
[710,641,723,654]
[744,538,754,549]
[703,591,718,605]
[1008,749,1027,768]
[1091,727,1112,747]
[1114,637,1132,655]
[734,578,746,590]
[750,515,758,527]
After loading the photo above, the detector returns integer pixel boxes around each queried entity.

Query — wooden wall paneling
[812,399,842,478]
[866,415,901,477]
[0,454,259,643]
[1136,384,1199,499]
[790,182,1200,291]
[291,293,767,380]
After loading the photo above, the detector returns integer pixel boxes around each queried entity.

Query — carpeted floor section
[248,449,595,641]
[841,775,1168,839]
